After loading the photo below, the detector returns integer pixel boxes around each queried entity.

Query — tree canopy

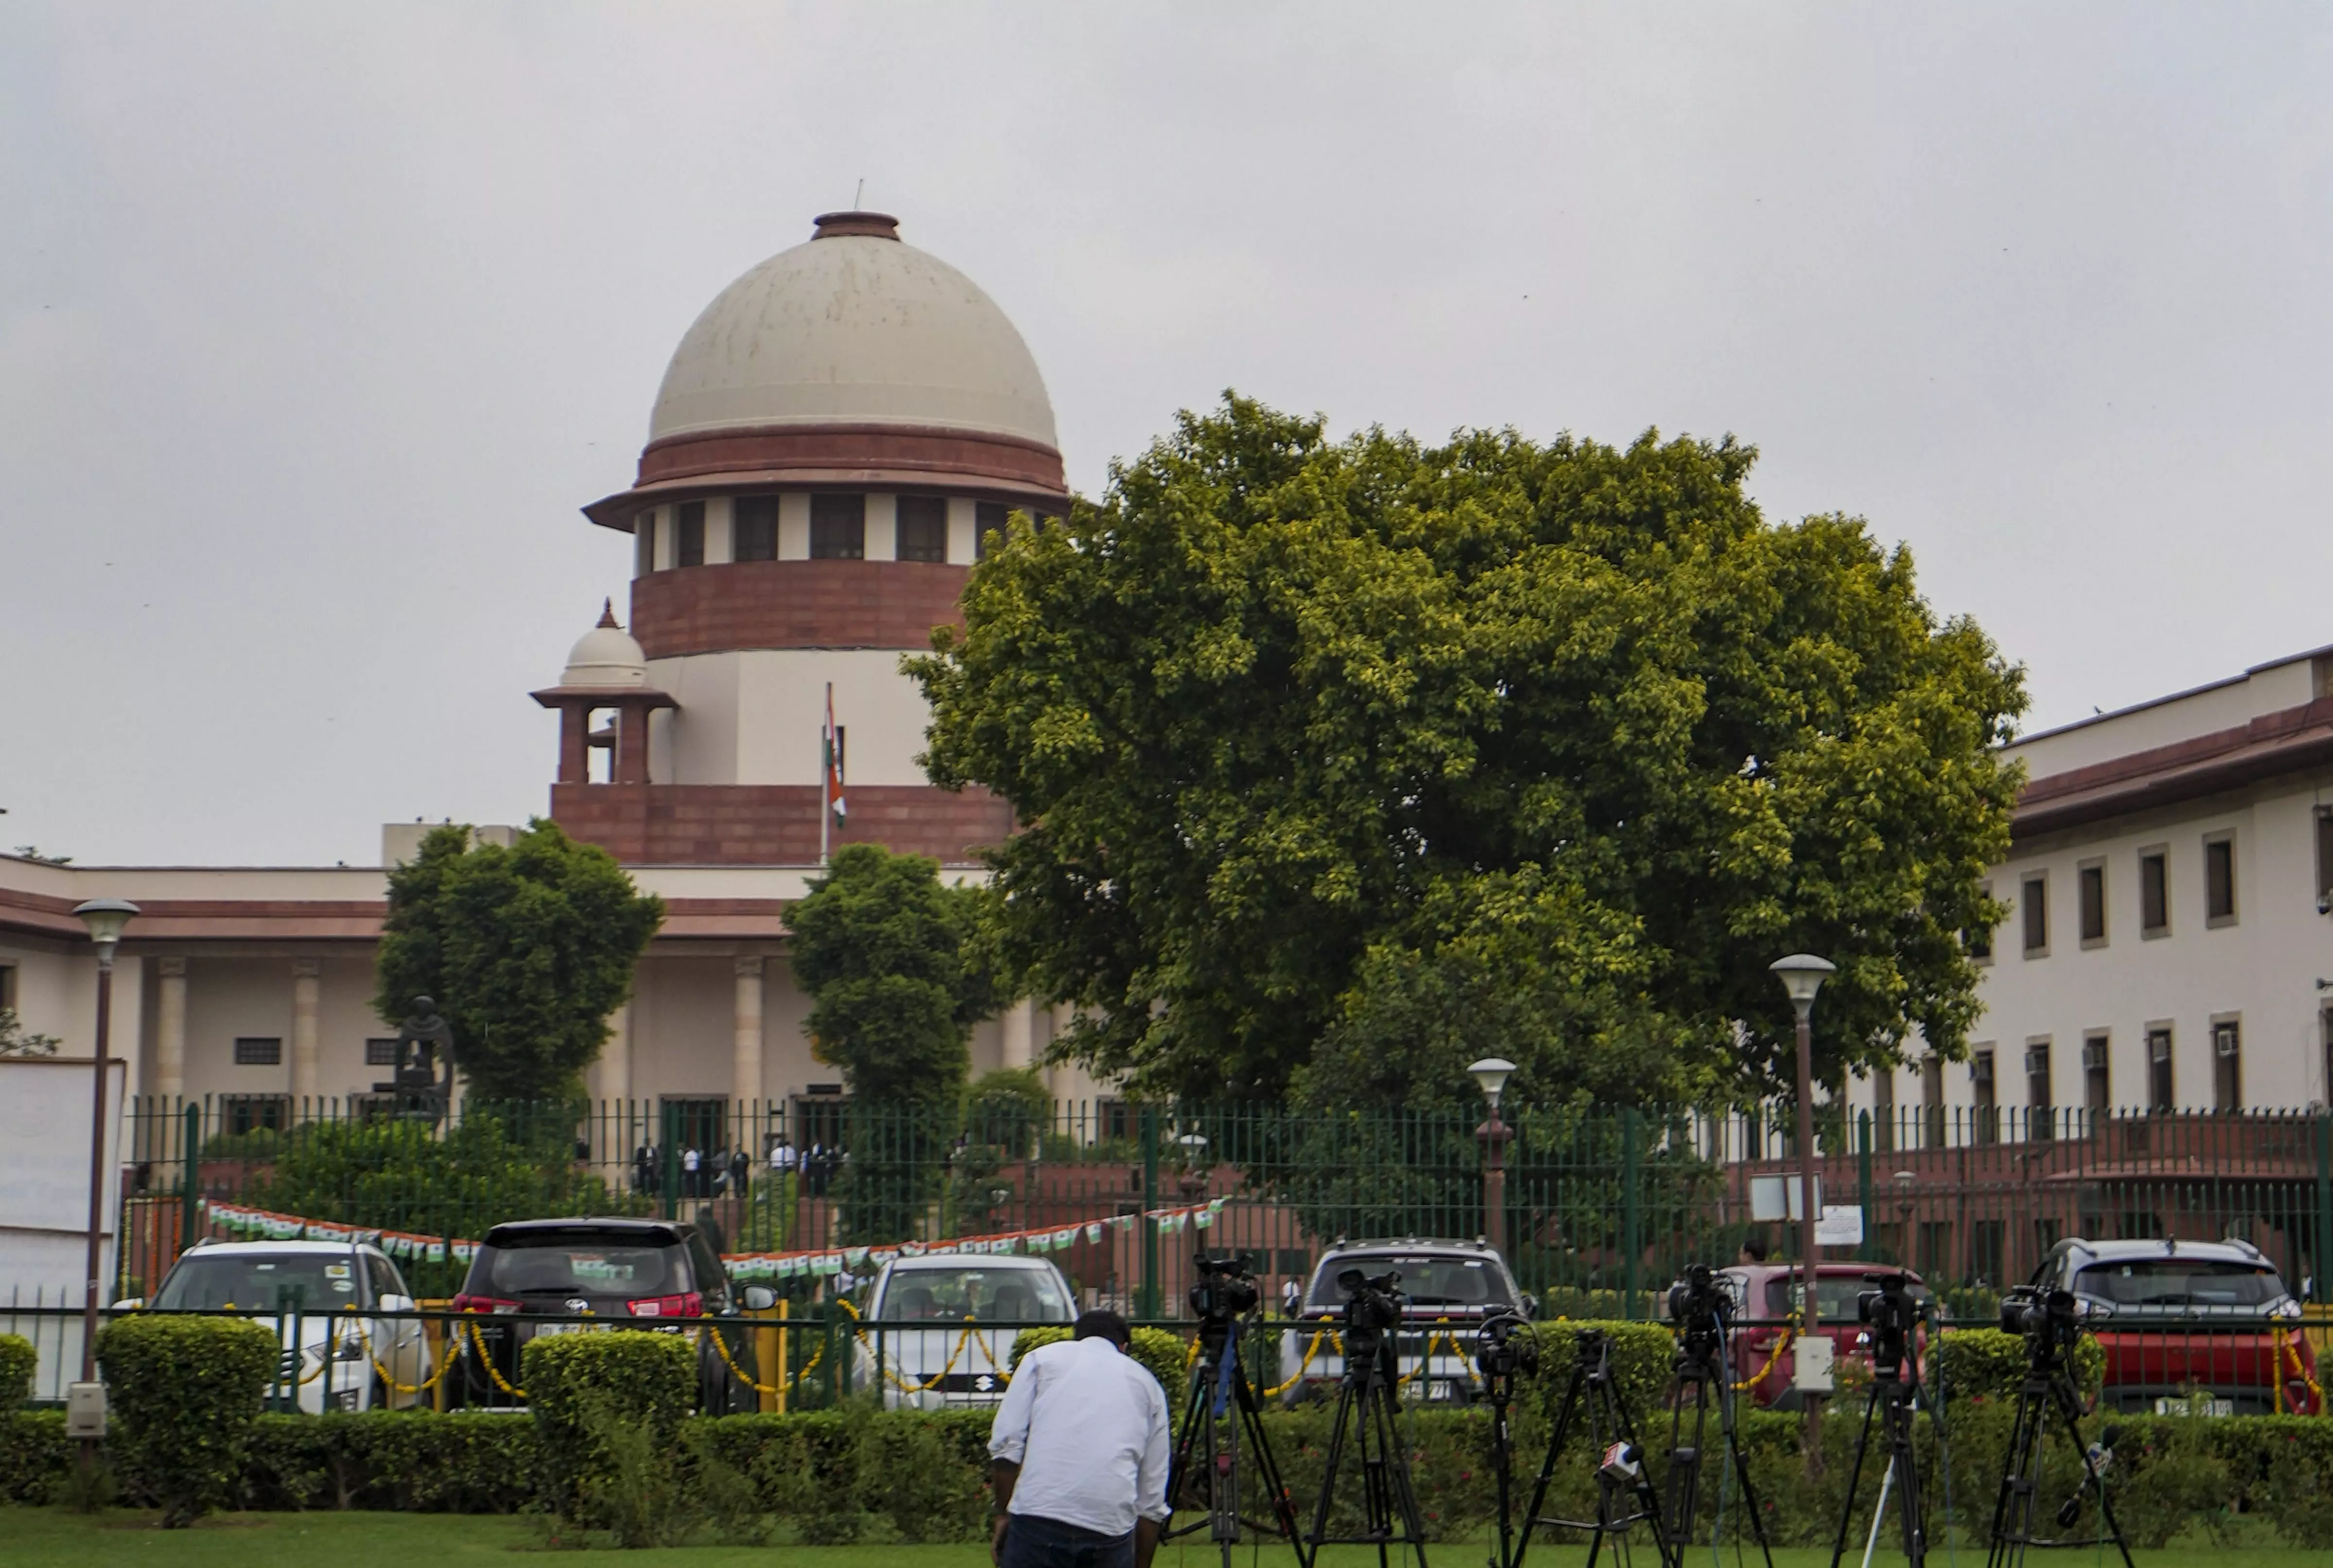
[372,820,663,1103]
[911,395,2025,1109]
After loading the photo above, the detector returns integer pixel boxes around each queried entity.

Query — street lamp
[1468,1059,1516,1258]
[70,898,138,1473]
[1770,952,1834,1463]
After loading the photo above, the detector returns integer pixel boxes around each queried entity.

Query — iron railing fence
[99,1097,2333,1321]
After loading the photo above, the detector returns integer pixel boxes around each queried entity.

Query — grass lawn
[3,1510,2319,1568]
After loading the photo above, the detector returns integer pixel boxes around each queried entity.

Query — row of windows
[634,495,1050,574]
[228,1037,402,1067]
[1973,820,2322,959]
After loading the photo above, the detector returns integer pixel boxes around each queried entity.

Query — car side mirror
[1519,1292,1537,1320]
[742,1285,778,1312]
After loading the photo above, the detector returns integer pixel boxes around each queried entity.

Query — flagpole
[820,681,832,867]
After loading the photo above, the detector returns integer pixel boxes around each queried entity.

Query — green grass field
[2,1510,2321,1568]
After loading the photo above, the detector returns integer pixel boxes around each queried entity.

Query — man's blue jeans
[999,1511,1135,1568]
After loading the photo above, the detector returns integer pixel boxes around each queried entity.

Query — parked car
[2036,1237,2319,1415]
[853,1254,1077,1409]
[1276,1238,1528,1408]
[122,1238,432,1412]
[1717,1261,1933,1409]
[447,1217,766,1412]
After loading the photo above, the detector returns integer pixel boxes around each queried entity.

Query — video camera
[1999,1284,2089,1370]
[1666,1263,1731,1328]
[1854,1271,1924,1374]
[1474,1308,1539,1383]
[1337,1267,1406,1342]
[1189,1253,1261,1322]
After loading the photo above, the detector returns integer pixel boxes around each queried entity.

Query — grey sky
[5,3,2329,866]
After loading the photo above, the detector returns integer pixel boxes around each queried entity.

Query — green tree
[372,820,663,1104]
[0,1007,59,1057]
[912,395,2025,1108]
[787,844,1002,1240]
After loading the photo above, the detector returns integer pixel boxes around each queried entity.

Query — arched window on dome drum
[633,512,655,576]
[896,495,947,562]
[734,496,779,562]
[975,501,1008,561]
[810,493,865,559]
[676,501,706,568]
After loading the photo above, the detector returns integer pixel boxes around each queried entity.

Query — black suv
[448,1217,763,1412]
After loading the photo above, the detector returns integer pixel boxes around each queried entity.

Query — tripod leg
[1889,1389,1927,1568]
[1232,1361,1311,1567]
[1608,1381,1682,1568]
[1514,1364,1587,1568]
[2049,1376,2135,1568]
[1665,1374,1706,1548]
[1829,1388,1882,1568]
[1719,1386,1776,1568]
[1307,1375,1359,1551]
[1167,1371,1209,1531]
[1986,1382,2045,1568]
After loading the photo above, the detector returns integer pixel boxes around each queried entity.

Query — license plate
[2154,1395,2233,1418]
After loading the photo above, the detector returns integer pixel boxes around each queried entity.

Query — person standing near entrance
[988,1309,1170,1568]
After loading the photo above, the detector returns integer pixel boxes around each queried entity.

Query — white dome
[648,214,1058,450]
[560,606,648,689]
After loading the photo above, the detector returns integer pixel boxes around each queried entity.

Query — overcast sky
[5,4,2330,866]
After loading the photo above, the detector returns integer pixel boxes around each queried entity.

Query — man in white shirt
[988,1309,1171,1568]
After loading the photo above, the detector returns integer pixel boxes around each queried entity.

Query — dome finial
[812,210,900,241]
[597,597,618,629]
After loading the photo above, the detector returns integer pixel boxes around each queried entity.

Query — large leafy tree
[372,820,663,1103]
[912,396,2025,1109]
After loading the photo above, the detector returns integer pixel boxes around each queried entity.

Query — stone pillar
[596,998,632,1104]
[733,958,765,1113]
[155,958,188,1099]
[557,702,590,784]
[291,958,321,1103]
[1001,996,1036,1072]
[616,698,653,785]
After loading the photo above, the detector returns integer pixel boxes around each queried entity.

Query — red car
[2038,1237,2319,1416]
[1717,1262,1932,1408]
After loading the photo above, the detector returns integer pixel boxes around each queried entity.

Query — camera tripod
[1166,1310,1310,1567]
[1511,1328,1680,1568]
[1985,1309,2133,1568]
[1829,1284,1942,1568]
[1663,1308,1774,1568]
[1306,1311,1431,1565]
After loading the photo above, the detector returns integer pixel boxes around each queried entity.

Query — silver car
[854,1255,1077,1409]
[1278,1238,1528,1407]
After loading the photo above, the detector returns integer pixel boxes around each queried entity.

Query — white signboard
[1815,1204,1865,1246]
[0,1058,129,1398]
[1748,1174,1821,1222]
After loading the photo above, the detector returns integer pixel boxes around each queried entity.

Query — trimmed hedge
[1007,1323,1189,1398]
[522,1328,696,1526]
[0,1332,34,1410]
[95,1313,279,1526]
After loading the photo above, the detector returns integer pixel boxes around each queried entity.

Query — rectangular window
[676,501,706,568]
[233,1036,283,1067]
[810,493,866,558]
[896,495,949,562]
[1972,1048,1999,1144]
[2317,809,2333,909]
[2078,861,2106,945]
[223,1095,289,1136]
[2083,1032,2111,1115]
[2205,834,2236,924]
[2140,849,2169,936]
[2021,874,2049,955]
[1968,881,1993,962]
[364,1038,399,1067]
[975,501,1009,561]
[634,512,655,576]
[2146,1026,2175,1112]
[1872,1066,1895,1153]
[2025,1040,2053,1141]
[1921,1057,1946,1149]
[0,962,14,1010]
[1971,1219,2005,1286]
[2212,1017,2242,1111]
[733,496,779,562]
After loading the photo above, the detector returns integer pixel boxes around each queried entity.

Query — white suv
[1277,1238,1528,1407]
[127,1239,434,1412]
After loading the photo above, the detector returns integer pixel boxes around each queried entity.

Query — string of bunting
[197,1194,1231,1278]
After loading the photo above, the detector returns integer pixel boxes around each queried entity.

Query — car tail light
[452,1293,521,1314]
[627,1292,703,1319]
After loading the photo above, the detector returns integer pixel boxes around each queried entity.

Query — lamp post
[1468,1059,1516,1258]
[70,898,138,1473]
[1770,952,1835,1465]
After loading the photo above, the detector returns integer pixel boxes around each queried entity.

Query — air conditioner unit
[2081,1040,2108,1072]
[2149,1034,2172,1064]
[2025,1045,2050,1076]
[2214,1027,2241,1059]
[1971,1055,1995,1085]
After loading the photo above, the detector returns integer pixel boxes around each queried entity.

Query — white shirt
[988,1336,1171,1536]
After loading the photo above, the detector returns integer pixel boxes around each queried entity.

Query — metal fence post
[1856,1109,1875,1263]
[1139,1106,1160,1319]
[2316,1111,2332,1304]
[180,1101,202,1256]
[1621,1106,1640,1319]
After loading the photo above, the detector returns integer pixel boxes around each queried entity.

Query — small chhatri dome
[559,600,648,689]
[647,210,1058,449]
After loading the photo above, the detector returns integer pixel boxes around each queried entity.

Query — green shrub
[0,1409,71,1504]
[95,1313,279,1526]
[522,1328,695,1525]
[1007,1325,1069,1367]
[1932,1326,2102,1403]
[1007,1322,1186,1399]
[0,1332,34,1410]
[242,1410,536,1512]
[1519,1320,1675,1423]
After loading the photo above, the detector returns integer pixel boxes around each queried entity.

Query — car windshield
[2075,1257,2285,1310]
[482,1236,685,1297]
[1308,1254,1514,1310]
[878,1266,1072,1322]
[156,1253,363,1311]
[1764,1276,1932,1320]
